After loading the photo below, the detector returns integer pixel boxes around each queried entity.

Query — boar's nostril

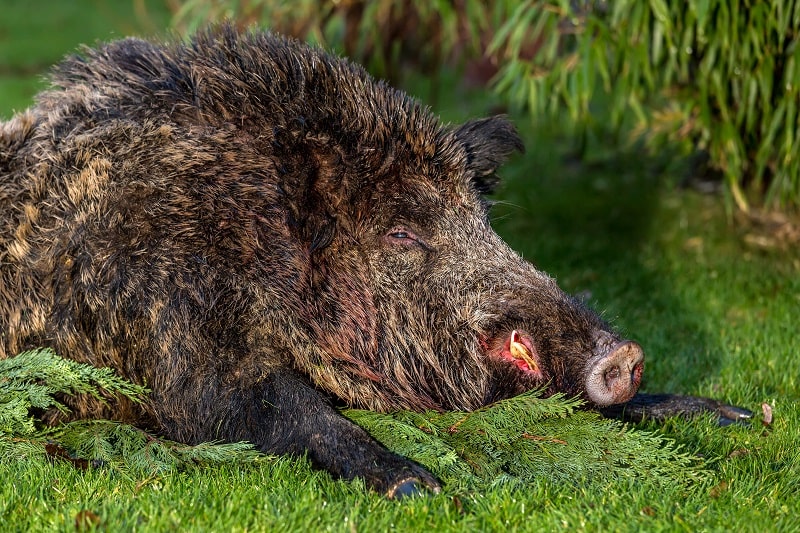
[585,340,644,407]
[604,365,621,386]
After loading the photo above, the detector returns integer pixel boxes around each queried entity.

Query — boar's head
[273,77,645,413]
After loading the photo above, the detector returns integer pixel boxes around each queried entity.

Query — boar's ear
[453,116,525,195]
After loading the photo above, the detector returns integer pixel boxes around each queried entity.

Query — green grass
[2,3,799,531]
[0,0,172,118]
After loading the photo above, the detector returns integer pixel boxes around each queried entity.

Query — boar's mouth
[483,330,645,407]
[488,329,543,377]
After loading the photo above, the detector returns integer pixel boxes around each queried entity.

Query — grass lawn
[2,2,799,531]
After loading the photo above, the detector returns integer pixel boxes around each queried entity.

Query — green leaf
[649,0,671,26]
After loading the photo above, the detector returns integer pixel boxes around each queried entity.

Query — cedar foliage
[2,349,709,491]
[345,391,710,493]
[0,348,262,473]
[172,0,800,211]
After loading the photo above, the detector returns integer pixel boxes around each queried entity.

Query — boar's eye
[384,227,428,249]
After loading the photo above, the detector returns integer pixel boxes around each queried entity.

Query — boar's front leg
[216,369,440,498]
[599,393,753,426]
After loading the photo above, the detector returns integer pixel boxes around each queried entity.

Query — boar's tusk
[509,330,538,371]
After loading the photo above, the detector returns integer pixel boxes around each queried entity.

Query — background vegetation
[173,0,800,213]
[1,1,799,531]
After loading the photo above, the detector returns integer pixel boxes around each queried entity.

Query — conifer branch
[1,349,262,473]
[345,389,710,491]
[2,349,709,491]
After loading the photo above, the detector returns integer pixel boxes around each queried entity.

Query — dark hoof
[717,404,753,427]
[388,479,423,499]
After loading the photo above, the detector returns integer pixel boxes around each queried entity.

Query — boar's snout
[585,339,644,406]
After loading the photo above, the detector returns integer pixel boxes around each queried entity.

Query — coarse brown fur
[0,26,749,496]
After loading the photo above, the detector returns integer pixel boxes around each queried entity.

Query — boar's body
[0,26,748,496]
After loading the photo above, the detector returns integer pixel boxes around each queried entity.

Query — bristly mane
[41,25,448,157]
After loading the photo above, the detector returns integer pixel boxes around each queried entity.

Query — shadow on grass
[491,128,722,394]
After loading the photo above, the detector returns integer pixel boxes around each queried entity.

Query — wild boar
[0,25,749,497]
